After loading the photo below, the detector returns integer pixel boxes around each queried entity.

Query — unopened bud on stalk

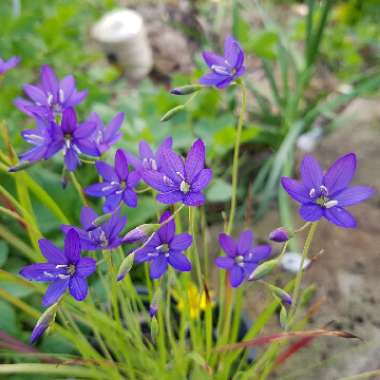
[269,227,291,243]
[170,84,203,95]
[160,105,184,122]
[266,283,292,305]
[149,304,158,319]
[116,252,135,281]
[30,302,59,344]
[89,212,113,231]
[8,160,35,173]
[249,259,279,281]
[122,224,160,244]
[150,316,159,343]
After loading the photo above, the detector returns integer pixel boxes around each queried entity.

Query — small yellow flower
[174,282,214,320]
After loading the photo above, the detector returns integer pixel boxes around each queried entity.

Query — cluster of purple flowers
[15,34,375,345]
[14,65,124,171]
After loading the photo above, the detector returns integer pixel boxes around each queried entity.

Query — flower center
[235,255,245,267]
[310,185,338,208]
[180,180,190,194]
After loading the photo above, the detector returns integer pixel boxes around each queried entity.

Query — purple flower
[14,64,87,119]
[18,108,99,171]
[268,227,290,243]
[134,211,192,279]
[125,137,172,172]
[199,35,245,89]
[281,154,375,228]
[18,115,62,163]
[20,229,96,307]
[86,112,125,154]
[85,149,140,213]
[0,56,20,75]
[61,207,127,251]
[142,139,212,207]
[215,230,272,288]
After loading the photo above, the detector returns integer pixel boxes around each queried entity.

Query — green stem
[69,172,87,206]
[227,80,247,234]
[288,221,318,325]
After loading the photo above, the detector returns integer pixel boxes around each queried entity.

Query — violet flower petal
[219,233,237,257]
[150,256,168,279]
[38,239,68,264]
[168,252,192,271]
[323,207,357,228]
[42,279,69,307]
[69,275,88,301]
[301,155,323,189]
[229,265,244,288]
[299,203,323,222]
[323,153,356,194]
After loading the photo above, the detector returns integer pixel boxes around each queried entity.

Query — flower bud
[249,259,279,281]
[116,252,135,281]
[8,160,35,173]
[122,224,160,244]
[160,105,184,122]
[149,304,158,319]
[269,227,290,243]
[266,283,292,305]
[170,84,203,95]
[88,212,113,231]
[30,302,59,344]
[150,316,159,343]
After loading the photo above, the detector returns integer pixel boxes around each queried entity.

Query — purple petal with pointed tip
[219,233,237,257]
[69,275,88,301]
[42,279,69,307]
[323,207,357,228]
[299,204,323,222]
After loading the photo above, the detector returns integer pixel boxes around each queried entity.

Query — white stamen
[324,200,338,209]
[25,134,45,144]
[142,157,149,169]
[176,171,185,181]
[309,188,316,198]
[43,271,56,278]
[150,158,158,171]
[163,176,172,186]
[59,89,65,103]
[320,185,328,195]
[211,64,231,76]
[55,264,68,269]
[57,274,71,280]
[47,92,54,106]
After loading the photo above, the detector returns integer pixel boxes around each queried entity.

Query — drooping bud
[266,283,292,305]
[88,212,113,231]
[149,304,158,319]
[116,252,135,282]
[160,105,184,122]
[8,160,35,173]
[122,224,160,244]
[269,227,291,243]
[170,84,203,96]
[30,302,59,344]
[249,259,279,281]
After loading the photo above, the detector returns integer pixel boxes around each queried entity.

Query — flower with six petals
[281,153,375,228]
[20,229,96,307]
[215,230,272,288]
[134,211,192,279]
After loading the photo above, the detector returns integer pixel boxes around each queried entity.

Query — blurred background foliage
[0,0,379,366]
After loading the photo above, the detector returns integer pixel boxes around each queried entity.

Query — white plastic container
[91,9,153,80]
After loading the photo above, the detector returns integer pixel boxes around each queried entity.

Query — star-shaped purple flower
[0,56,20,75]
[61,207,127,251]
[134,211,192,279]
[142,139,212,207]
[86,112,125,155]
[281,153,375,228]
[18,115,62,163]
[199,35,245,89]
[215,230,272,288]
[14,64,87,120]
[18,108,99,171]
[20,229,96,307]
[85,149,140,213]
[125,137,172,172]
